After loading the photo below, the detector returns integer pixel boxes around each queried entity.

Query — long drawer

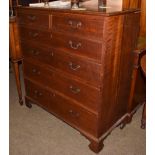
[25,79,98,136]
[52,13,104,40]
[51,32,103,61]
[19,29,103,61]
[23,60,101,113]
[22,42,102,86]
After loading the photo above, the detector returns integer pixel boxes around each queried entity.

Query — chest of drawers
[16,7,140,153]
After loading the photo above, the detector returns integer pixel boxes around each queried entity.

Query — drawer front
[23,61,101,112]
[52,14,104,40]
[22,43,102,86]
[51,32,102,61]
[19,27,51,44]
[25,79,98,136]
[17,12,49,29]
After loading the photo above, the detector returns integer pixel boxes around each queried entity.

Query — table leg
[12,61,23,105]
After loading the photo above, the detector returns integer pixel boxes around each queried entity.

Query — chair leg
[12,61,23,105]
[141,102,146,129]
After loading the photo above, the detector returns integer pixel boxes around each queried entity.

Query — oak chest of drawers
[16,7,140,153]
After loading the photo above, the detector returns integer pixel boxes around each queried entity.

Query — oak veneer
[16,6,140,153]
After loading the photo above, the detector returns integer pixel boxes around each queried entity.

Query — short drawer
[19,27,51,44]
[17,12,49,29]
[23,60,101,113]
[25,79,98,136]
[22,43,102,86]
[52,13,104,40]
[51,32,103,61]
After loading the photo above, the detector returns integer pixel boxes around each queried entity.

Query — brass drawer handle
[49,52,54,56]
[69,110,73,114]
[27,15,36,21]
[69,85,80,94]
[69,40,81,50]
[32,68,37,73]
[38,92,42,96]
[49,93,55,97]
[68,20,82,29]
[32,68,41,75]
[29,32,39,38]
[69,62,80,71]
[31,49,40,56]
[69,110,80,117]
[34,90,38,94]
[34,90,42,96]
